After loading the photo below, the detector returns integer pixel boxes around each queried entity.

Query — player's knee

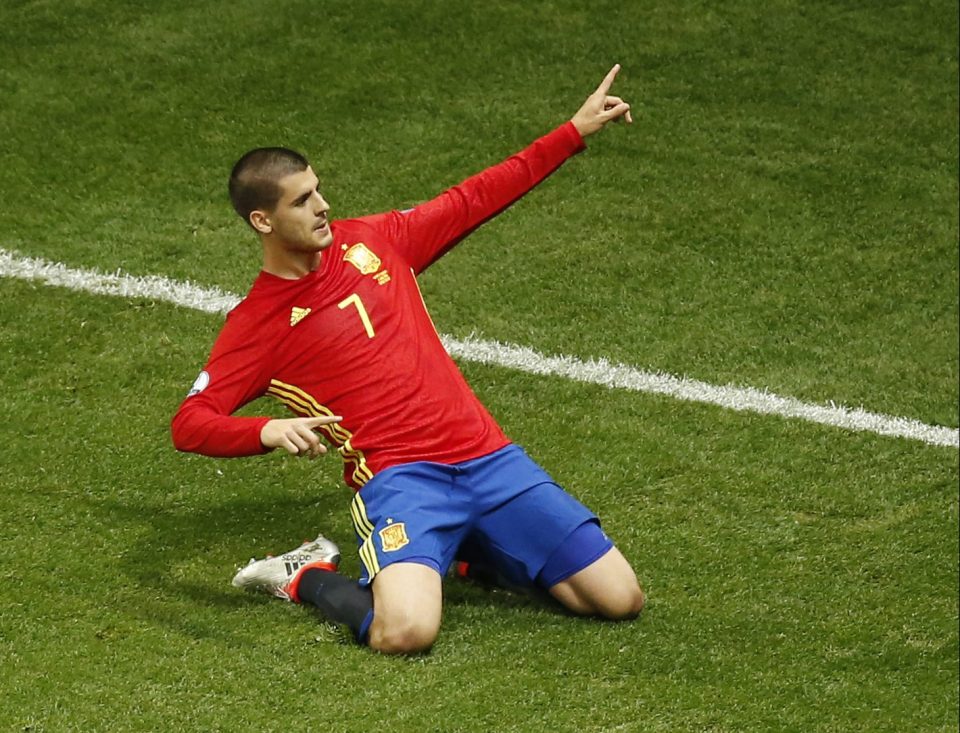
[597,584,645,620]
[551,573,645,620]
[583,571,645,620]
[368,615,439,655]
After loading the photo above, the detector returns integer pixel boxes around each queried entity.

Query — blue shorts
[349,444,611,589]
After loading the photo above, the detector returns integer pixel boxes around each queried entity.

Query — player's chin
[312,228,334,249]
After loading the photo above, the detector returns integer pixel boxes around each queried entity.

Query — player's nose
[313,192,330,215]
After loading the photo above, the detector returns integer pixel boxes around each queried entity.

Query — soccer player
[171,65,644,654]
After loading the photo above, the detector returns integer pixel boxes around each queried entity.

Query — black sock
[297,569,373,643]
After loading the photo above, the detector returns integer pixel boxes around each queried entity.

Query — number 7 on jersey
[338,293,375,338]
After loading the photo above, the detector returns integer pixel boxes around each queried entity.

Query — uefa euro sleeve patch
[187,370,210,397]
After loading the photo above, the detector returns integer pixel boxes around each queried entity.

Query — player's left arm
[387,64,632,273]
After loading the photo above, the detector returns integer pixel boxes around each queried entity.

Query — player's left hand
[570,63,633,138]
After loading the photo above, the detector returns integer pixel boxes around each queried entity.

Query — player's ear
[249,209,273,234]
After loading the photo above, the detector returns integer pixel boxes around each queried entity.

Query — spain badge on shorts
[379,520,410,552]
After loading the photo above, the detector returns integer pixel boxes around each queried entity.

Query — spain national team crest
[378,522,410,552]
[343,243,381,275]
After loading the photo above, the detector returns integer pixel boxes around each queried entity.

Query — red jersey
[171,122,585,490]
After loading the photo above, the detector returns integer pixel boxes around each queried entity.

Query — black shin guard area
[298,569,373,639]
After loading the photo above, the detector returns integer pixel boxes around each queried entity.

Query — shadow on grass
[81,492,345,636]
[82,490,575,645]
[442,571,571,617]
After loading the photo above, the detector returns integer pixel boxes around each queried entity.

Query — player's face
[268,167,334,251]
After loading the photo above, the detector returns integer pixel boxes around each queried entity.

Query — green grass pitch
[1,1,957,731]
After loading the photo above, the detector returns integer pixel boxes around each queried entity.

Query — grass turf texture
[0,0,957,731]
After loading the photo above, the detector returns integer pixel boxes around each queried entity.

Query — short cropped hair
[228,147,309,227]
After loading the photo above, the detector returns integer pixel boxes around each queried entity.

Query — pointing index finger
[596,63,621,96]
[305,415,342,426]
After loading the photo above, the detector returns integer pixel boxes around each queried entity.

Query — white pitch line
[2,247,957,449]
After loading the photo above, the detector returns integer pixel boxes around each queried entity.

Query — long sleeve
[386,121,585,273]
[170,311,273,457]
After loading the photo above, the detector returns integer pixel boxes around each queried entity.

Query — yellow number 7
[337,293,375,339]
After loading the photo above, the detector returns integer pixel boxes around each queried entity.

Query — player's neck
[261,243,322,280]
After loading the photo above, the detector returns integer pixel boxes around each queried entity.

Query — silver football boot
[231,534,341,601]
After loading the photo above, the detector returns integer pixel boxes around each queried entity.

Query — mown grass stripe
[3,247,956,449]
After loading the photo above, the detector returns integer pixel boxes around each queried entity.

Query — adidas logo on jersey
[290,307,311,326]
